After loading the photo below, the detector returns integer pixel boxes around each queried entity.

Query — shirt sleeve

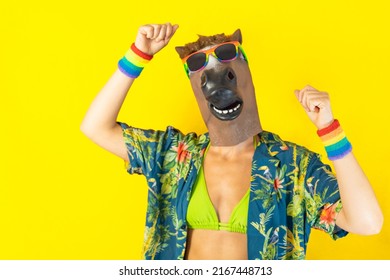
[117,122,176,176]
[305,153,348,240]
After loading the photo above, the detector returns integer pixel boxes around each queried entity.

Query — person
[80,23,383,260]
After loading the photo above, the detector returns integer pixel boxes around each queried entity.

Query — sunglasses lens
[215,43,237,61]
[186,52,207,72]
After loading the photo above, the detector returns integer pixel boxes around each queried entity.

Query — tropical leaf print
[119,123,348,259]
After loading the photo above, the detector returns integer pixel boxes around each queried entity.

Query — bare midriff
[184,229,247,259]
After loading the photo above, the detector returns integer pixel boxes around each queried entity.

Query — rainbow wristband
[317,119,352,161]
[118,43,153,78]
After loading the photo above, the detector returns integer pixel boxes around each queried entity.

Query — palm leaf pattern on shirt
[119,123,347,259]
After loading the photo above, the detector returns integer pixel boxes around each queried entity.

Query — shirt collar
[195,130,288,157]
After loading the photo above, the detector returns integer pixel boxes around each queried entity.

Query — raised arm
[294,85,383,235]
[80,23,179,160]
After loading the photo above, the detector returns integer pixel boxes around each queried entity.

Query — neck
[208,134,259,160]
[208,118,262,147]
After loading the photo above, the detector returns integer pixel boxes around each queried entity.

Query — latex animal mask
[175,29,262,146]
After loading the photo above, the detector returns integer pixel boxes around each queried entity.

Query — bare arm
[332,152,383,235]
[80,69,134,160]
[295,85,383,235]
[80,23,179,161]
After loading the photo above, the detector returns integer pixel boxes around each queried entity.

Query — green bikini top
[186,139,256,234]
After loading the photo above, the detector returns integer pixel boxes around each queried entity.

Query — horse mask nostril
[227,70,235,81]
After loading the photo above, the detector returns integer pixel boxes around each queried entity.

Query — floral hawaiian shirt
[118,122,348,260]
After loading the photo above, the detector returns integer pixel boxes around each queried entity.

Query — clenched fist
[294,85,335,130]
[134,23,179,56]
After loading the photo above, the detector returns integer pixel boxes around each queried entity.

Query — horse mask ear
[175,46,186,59]
[231,29,242,44]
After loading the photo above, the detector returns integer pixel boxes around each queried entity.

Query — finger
[156,24,167,42]
[166,24,179,41]
[151,24,162,39]
[294,89,307,109]
[294,89,300,100]
[298,87,309,104]
[307,97,326,112]
[305,92,329,112]
[305,91,329,104]
[139,25,154,39]
[300,85,318,104]
[302,90,322,112]
[302,91,318,112]
[294,89,302,103]
[172,24,179,34]
[165,23,173,40]
[298,89,304,103]
[300,90,310,111]
[308,97,322,112]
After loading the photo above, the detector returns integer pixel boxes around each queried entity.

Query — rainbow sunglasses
[181,41,248,77]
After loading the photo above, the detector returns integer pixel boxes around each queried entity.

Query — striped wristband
[317,119,352,161]
[118,43,153,78]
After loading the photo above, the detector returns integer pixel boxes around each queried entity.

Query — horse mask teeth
[175,29,262,146]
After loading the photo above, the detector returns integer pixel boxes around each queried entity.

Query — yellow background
[1,0,389,259]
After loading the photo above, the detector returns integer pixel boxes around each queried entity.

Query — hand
[294,85,334,130]
[134,23,179,56]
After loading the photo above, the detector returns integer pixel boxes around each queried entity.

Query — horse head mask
[175,29,262,146]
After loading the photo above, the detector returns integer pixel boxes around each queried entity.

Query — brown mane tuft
[175,33,233,59]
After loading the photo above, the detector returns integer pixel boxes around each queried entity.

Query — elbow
[80,122,90,137]
[368,213,384,235]
[80,121,96,140]
[359,213,384,235]
[342,209,384,235]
